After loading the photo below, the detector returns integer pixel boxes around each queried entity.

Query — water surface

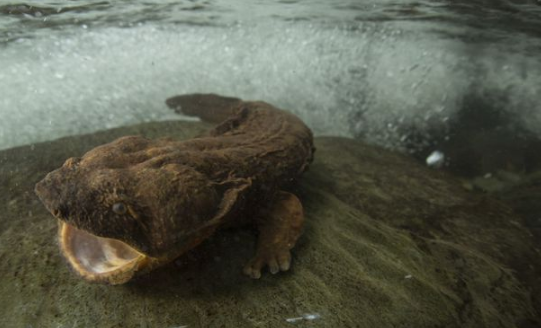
[1,0,540,156]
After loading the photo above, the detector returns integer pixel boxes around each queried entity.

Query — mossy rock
[0,121,539,328]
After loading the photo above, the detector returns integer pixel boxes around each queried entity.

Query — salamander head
[34,136,224,284]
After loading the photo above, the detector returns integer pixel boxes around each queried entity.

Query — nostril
[52,206,70,219]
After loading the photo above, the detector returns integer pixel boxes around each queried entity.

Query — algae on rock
[0,121,539,328]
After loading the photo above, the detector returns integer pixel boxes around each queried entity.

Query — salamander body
[35,94,314,284]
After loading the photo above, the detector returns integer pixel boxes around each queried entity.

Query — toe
[278,252,291,271]
[242,264,252,276]
[244,249,293,278]
[251,269,262,279]
[243,259,263,279]
[268,258,280,274]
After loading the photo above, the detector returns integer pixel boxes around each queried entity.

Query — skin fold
[35,93,315,284]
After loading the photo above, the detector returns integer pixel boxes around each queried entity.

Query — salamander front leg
[243,191,304,279]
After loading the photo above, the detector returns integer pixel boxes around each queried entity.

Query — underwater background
[1,0,541,157]
[1,1,541,327]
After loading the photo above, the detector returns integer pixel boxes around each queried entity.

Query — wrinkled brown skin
[35,94,314,281]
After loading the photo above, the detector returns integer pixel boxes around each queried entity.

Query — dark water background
[1,0,541,176]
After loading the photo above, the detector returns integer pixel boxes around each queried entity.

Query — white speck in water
[484,173,492,179]
[286,313,321,323]
[404,274,412,279]
[426,150,444,168]
[54,73,64,79]
[303,313,321,320]
[82,24,88,29]
[286,317,303,323]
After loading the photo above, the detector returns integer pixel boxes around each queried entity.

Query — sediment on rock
[0,121,539,328]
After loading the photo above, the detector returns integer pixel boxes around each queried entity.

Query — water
[2,2,541,326]
[1,0,540,157]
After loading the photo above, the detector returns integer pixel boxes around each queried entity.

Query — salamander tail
[166,93,243,123]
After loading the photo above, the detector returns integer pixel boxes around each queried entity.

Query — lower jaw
[58,221,153,285]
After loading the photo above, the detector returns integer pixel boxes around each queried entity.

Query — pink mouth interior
[60,222,144,275]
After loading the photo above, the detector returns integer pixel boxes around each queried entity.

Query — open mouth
[59,221,148,284]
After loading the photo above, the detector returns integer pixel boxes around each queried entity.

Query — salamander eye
[112,202,127,215]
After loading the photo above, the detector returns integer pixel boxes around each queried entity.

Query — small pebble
[426,151,444,168]
[285,313,321,323]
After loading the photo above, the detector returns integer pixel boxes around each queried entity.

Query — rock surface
[496,171,541,241]
[0,120,540,328]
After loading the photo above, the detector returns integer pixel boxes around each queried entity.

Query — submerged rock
[497,171,541,237]
[0,120,539,327]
